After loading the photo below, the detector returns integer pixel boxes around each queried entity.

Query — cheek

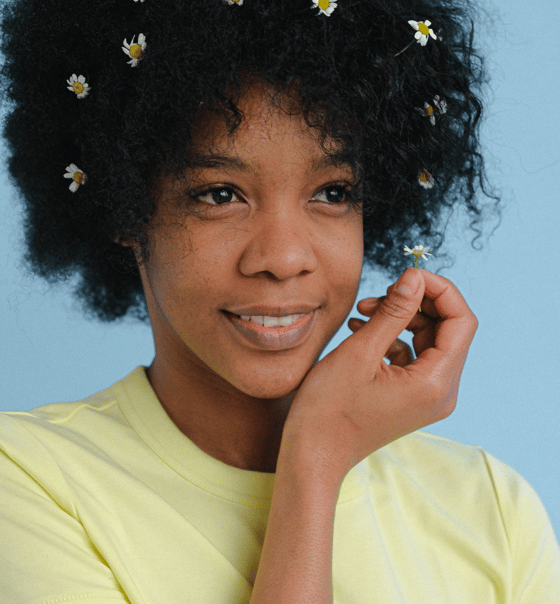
[142,231,198,317]
[144,226,235,327]
[325,217,364,289]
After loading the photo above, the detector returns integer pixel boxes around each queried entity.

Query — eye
[192,186,241,205]
[311,185,352,204]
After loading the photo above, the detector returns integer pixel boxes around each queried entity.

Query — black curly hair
[0,0,501,321]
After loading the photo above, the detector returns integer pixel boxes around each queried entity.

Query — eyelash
[189,184,356,207]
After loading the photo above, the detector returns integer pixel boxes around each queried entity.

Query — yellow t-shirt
[1,366,559,604]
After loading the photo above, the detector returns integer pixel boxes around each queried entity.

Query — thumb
[351,268,424,362]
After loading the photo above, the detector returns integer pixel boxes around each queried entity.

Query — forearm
[250,437,342,604]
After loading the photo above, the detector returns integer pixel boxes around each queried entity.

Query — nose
[238,205,318,281]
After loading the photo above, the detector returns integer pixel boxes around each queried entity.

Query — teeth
[239,314,305,327]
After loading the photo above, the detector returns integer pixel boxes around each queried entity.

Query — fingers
[357,297,428,332]
[350,269,478,396]
[357,269,477,349]
[355,295,436,360]
[385,338,415,366]
[410,269,478,363]
[349,318,416,367]
[344,268,425,367]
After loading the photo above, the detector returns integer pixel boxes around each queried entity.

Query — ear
[114,236,146,267]
[114,235,131,247]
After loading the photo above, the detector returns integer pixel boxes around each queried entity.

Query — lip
[224,304,320,317]
[222,309,317,351]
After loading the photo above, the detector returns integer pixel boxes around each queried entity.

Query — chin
[229,365,309,400]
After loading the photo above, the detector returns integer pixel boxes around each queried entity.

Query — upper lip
[224,305,320,317]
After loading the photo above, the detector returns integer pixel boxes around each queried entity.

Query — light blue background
[1,0,558,542]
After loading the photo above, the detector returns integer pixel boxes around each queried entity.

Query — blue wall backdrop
[1,0,558,541]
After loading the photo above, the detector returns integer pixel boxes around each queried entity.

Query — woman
[0,0,558,602]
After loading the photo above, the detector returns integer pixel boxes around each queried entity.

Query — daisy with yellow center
[66,74,90,99]
[418,170,435,189]
[395,18,438,56]
[404,244,432,262]
[404,245,432,311]
[408,20,437,46]
[122,34,146,67]
[419,95,448,125]
[223,0,244,4]
[63,164,87,193]
[311,0,337,16]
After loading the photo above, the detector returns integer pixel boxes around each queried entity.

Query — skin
[127,80,479,604]
[135,83,364,473]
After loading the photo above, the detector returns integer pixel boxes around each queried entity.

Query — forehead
[189,84,338,162]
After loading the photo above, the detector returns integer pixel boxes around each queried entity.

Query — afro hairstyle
[0,0,501,321]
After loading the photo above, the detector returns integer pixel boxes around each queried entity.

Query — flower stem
[394,40,414,57]
[413,257,422,312]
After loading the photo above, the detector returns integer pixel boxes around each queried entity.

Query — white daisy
[122,34,146,67]
[408,20,437,46]
[418,170,435,189]
[312,0,337,16]
[418,96,447,125]
[223,0,244,4]
[66,74,91,99]
[433,95,447,115]
[404,245,432,261]
[63,164,87,193]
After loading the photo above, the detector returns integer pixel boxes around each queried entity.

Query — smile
[222,309,317,351]
[236,313,304,327]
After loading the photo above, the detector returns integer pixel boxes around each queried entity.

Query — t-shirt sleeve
[481,450,560,603]
[0,418,130,604]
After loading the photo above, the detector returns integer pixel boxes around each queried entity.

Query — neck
[145,356,294,473]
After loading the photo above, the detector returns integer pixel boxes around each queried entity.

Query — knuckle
[461,312,479,335]
[379,295,414,319]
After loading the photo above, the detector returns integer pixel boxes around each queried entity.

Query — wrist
[276,426,345,500]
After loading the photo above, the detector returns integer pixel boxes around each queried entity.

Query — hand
[282,267,478,485]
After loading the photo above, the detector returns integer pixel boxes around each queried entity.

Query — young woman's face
[138,85,364,400]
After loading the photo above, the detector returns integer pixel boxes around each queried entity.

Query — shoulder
[372,430,534,506]
[0,366,147,441]
[369,431,559,559]
[0,367,146,502]
[0,377,121,456]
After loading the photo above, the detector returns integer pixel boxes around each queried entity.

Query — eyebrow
[189,154,252,172]
[187,153,353,173]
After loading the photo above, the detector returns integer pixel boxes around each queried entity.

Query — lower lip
[222,310,317,351]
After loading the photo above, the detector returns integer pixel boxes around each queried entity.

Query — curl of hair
[0,0,501,321]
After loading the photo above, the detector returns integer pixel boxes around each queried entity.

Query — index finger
[400,269,478,393]
[388,268,478,326]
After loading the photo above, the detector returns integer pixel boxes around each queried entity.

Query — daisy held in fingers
[4,2,558,604]
[404,245,432,312]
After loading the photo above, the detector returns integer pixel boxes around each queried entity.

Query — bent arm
[249,434,341,604]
